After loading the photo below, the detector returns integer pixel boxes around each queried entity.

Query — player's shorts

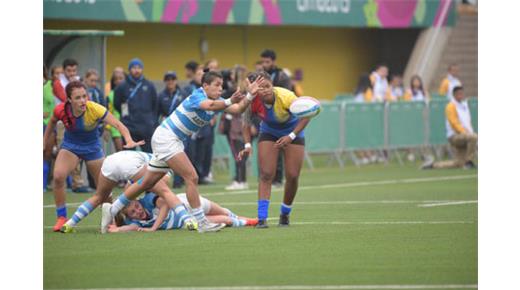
[61,140,104,161]
[176,193,211,214]
[101,151,149,182]
[148,126,185,173]
[258,132,305,146]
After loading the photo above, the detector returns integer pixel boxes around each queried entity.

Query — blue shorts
[61,140,104,161]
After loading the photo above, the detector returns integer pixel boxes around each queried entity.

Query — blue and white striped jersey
[124,193,188,230]
[161,87,223,141]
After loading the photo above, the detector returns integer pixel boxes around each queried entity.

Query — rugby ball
[289,96,321,118]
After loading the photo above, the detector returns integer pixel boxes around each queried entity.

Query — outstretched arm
[104,112,145,149]
[107,224,139,233]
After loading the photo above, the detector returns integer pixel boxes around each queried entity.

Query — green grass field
[43,162,477,290]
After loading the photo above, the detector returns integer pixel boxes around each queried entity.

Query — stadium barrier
[211,98,478,171]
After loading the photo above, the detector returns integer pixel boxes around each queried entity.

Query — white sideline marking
[64,284,478,290]
[44,220,474,229]
[419,200,478,208]
[203,174,477,197]
[43,200,474,209]
[43,174,477,208]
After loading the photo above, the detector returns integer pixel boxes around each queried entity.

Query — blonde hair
[85,69,99,79]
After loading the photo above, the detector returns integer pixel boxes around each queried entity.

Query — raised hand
[245,75,265,96]
[238,147,252,161]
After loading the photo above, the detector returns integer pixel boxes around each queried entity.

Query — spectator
[182,60,200,97]
[43,65,55,192]
[260,49,291,187]
[385,74,404,102]
[354,74,373,103]
[52,58,91,193]
[403,75,430,102]
[114,58,159,153]
[370,64,389,102]
[260,49,292,90]
[105,68,127,153]
[438,63,462,100]
[105,67,124,97]
[254,60,264,72]
[205,59,219,72]
[422,86,477,169]
[158,71,184,120]
[50,66,63,82]
[220,65,250,190]
[84,69,106,107]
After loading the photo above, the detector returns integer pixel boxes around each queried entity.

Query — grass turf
[43,162,477,289]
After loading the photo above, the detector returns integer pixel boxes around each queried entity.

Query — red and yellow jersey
[249,87,302,138]
[53,101,108,144]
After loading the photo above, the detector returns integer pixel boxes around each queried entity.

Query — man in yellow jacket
[422,86,477,169]
[438,64,462,101]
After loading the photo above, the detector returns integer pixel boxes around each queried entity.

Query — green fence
[344,103,385,150]
[208,98,477,171]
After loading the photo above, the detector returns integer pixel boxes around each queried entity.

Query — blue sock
[281,203,292,216]
[43,160,50,190]
[258,199,270,221]
[174,205,191,228]
[67,201,95,227]
[110,194,130,216]
[56,205,67,218]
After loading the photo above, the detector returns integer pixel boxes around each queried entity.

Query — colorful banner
[44,0,456,28]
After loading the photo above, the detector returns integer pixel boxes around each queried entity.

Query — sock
[230,217,247,227]
[56,205,67,218]
[258,199,270,221]
[224,208,237,219]
[111,194,130,216]
[191,207,206,223]
[66,201,95,227]
[281,202,292,216]
[174,205,191,228]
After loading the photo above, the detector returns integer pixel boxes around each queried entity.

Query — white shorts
[148,126,185,173]
[101,151,150,182]
[177,193,211,214]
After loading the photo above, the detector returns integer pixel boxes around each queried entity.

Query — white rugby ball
[289,96,321,118]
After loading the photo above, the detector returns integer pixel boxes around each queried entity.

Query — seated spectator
[105,68,127,153]
[385,74,404,102]
[370,64,389,102]
[422,86,477,169]
[104,67,124,97]
[403,75,430,102]
[84,69,106,107]
[354,74,373,103]
[50,66,63,82]
[438,63,462,100]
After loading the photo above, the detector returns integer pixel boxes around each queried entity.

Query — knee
[53,170,68,184]
[259,170,275,183]
[285,171,300,184]
[184,172,199,185]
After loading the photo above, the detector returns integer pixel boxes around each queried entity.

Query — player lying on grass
[106,193,258,233]
[101,71,265,233]
[60,150,195,233]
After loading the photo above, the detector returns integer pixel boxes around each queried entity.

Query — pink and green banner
[44,0,456,28]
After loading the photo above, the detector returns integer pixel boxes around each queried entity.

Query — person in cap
[114,58,159,153]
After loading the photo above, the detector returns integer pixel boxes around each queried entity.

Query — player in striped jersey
[107,193,257,233]
[60,150,195,233]
[102,70,265,233]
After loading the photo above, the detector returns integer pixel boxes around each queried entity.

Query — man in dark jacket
[158,71,184,119]
[260,49,292,187]
[114,58,158,153]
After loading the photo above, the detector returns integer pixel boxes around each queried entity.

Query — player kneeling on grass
[107,193,257,233]
[60,150,195,233]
